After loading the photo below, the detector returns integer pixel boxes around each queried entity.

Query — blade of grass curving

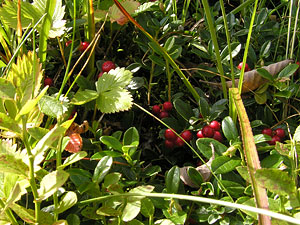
[39,0,57,66]
[238,0,258,95]
[112,0,200,102]
[230,88,271,225]
[289,0,299,59]
[78,192,300,224]
[286,0,293,59]
[201,0,227,98]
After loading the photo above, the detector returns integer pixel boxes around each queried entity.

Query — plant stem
[0,199,18,225]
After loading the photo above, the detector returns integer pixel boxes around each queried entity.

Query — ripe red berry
[237,62,250,72]
[202,125,214,138]
[98,72,104,79]
[209,120,221,131]
[274,128,285,139]
[79,41,89,52]
[181,130,193,142]
[44,77,53,86]
[152,105,161,115]
[65,40,72,47]
[163,101,173,112]
[102,61,116,73]
[159,111,169,119]
[196,130,204,138]
[213,131,223,142]
[267,135,281,145]
[262,128,273,137]
[165,139,175,149]
[164,129,177,141]
[174,136,185,147]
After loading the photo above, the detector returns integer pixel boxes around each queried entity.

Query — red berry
[174,136,185,147]
[262,128,273,137]
[163,101,173,112]
[44,77,53,86]
[181,130,193,142]
[152,105,161,115]
[196,130,204,138]
[79,42,89,52]
[65,40,72,47]
[159,111,169,119]
[237,62,250,72]
[98,72,104,79]
[165,139,175,149]
[202,125,214,138]
[274,128,285,139]
[209,120,221,131]
[164,129,177,141]
[213,131,223,142]
[102,61,116,73]
[267,135,281,145]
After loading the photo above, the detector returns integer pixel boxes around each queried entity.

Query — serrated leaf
[56,191,77,214]
[0,78,16,100]
[0,112,21,135]
[134,2,157,14]
[37,170,69,201]
[109,0,140,25]
[71,89,98,105]
[0,153,29,177]
[38,95,68,118]
[211,156,241,174]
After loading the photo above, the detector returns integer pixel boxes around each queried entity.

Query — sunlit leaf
[109,0,140,25]
[56,191,77,214]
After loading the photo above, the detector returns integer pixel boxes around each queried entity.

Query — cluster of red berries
[98,61,116,78]
[152,102,173,119]
[261,127,285,145]
[164,129,193,149]
[237,62,251,72]
[196,120,223,142]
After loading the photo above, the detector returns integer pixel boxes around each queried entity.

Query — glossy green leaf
[211,156,241,174]
[103,172,122,188]
[121,200,141,222]
[174,98,194,121]
[254,134,271,144]
[260,154,283,168]
[259,41,271,58]
[71,89,98,105]
[56,191,77,214]
[59,151,88,170]
[100,136,123,151]
[187,167,203,187]
[96,206,121,216]
[164,36,175,52]
[92,156,113,184]
[66,214,80,225]
[90,151,123,159]
[196,138,228,158]
[220,42,241,62]
[254,92,267,105]
[255,168,297,196]
[198,97,209,118]
[222,116,239,141]
[221,180,245,198]
[123,127,139,146]
[166,166,180,193]
[127,219,144,225]
[37,170,69,201]
[0,78,15,100]
[256,68,274,81]
[278,63,299,79]
[141,198,154,217]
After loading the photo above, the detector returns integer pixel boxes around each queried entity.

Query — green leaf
[92,156,113,184]
[259,41,271,58]
[164,36,175,52]
[254,92,267,104]
[100,136,123,151]
[59,151,88,170]
[126,219,144,225]
[38,95,69,119]
[187,167,204,186]
[222,116,239,141]
[0,78,16,100]
[199,97,209,118]
[211,156,241,174]
[278,63,299,79]
[141,198,154,217]
[90,151,123,159]
[256,68,274,81]
[261,154,283,168]
[220,42,241,62]
[174,98,194,121]
[71,89,98,105]
[294,125,300,142]
[37,170,69,201]
[0,60,6,68]
[56,191,77,214]
[196,138,228,158]
[66,214,80,225]
[123,127,139,146]
[96,206,121,216]
[254,134,271,144]
[0,153,29,177]
[121,200,141,222]
[0,112,21,135]
[166,166,180,193]
[103,172,122,188]
[255,168,297,196]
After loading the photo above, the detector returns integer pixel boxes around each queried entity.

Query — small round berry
[79,41,89,52]
[237,62,250,72]
[262,128,273,137]
[174,136,185,147]
[209,120,221,131]
[98,72,104,79]
[163,101,173,112]
[213,131,223,142]
[165,139,175,149]
[65,40,72,47]
[152,105,161,115]
[102,61,116,73]
[274,128,285,139]
[44,77,53,86]
[267,135,281,145]
[196,130,204,138]
[202,125,214,138]
[164,128,177,141]
[181,130,193,142]
[159,111,169,119]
